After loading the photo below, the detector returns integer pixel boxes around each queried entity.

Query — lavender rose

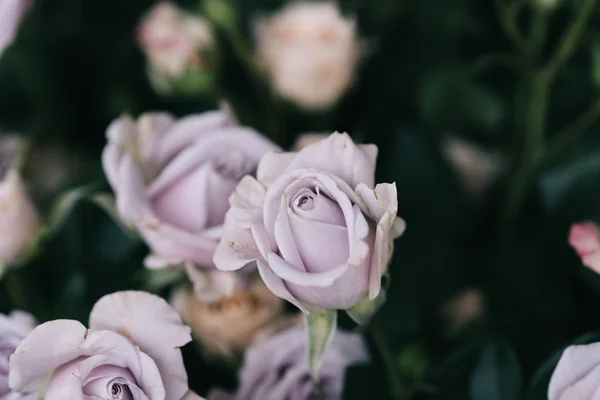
[210,325,369,400]
[214,132,405,312]
[102,110,279,269]
[548,342,600,399]
[0,0,31,58]
[0,311,35,399]
[9,291,203,399]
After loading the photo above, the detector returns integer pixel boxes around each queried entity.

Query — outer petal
[9,320,87,393]
[355,183,405,298]
[284,133,377,188]
[257,261,308,314]
[89,291,191,400]
[256,151,297,186]
[548,343,600,400]
[267,253,348,287]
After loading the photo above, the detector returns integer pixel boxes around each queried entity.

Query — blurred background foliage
[1,0,600,398]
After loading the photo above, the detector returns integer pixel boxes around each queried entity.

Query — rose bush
[9,291,203,399]
[214,132,405,312]
[102,110,278,270]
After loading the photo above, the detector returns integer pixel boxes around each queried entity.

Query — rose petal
[284,133,377,188]
[89,291,191,400]
[267,252,348,287]
[214,224,263,272]
[44,358,85,400]
[9,320,87,393]
[227,176,267,229]
[256,260,308,313]
[256,151,297,185]
[548,343,600,400]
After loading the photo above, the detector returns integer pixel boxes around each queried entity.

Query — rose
[102,110,279,270]
[9,291,203,399]
[569,221,600,273]
[209,325,369,400]
[214,132,405,312]
[0,137,40,269]
[171,281,299,357]
[0,0,31,58]
[548,342,600,399]
[255,1,362,109]
[0,311,35,399]
[137,2,215,95]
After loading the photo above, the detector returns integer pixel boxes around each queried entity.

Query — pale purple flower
[102,110,279,270]
[214,132,405,312]
[548,342,600,399]
[210,326,368,400]
[569,221,600,274]
[0,311,35,399]
[9,291,203,399]
[0,0,31,58]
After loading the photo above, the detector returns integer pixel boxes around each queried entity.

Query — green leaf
[469,339,523,400]
[305,308,337,380]
[346,288,387,326]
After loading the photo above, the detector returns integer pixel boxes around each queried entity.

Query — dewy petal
[256,260,308,314]
[285,133,377,188]
[267,253,348,287]
[89,291,191,400]
[9,320,87,393]
[256,151,297,185]
[548,343,600,400]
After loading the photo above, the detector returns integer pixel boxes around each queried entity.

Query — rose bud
[255,1,363,110]
[0,137,40,269]
[171,280,299,357]
[441,135,503,200]
[0,311,36,398]
[208,325,369,400]
[102,110,278,295]
[214,132,405,312]
[9,291,204,399]
[137,2,216,96]
[0,0,31,58]
[548,342,600,399]
[569,221,600,274]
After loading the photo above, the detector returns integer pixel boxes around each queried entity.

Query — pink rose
[9,291,203,399]
[214,132,405,312]
[102,110,279,269]
[0,0,31,58]
[569,221,600,273]
[548,342,600,399]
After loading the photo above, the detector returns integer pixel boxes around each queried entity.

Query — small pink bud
[569,221,600,274]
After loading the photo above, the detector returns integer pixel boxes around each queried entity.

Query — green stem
[545,97,600,162]
[529,8,549,61]
[545,0,599,80]
[494,0,529,55]
[369,322,407,400]
[502,72,549,229]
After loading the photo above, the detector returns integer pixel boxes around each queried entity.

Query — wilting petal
[9,320,87,393]
[89,291,190,400]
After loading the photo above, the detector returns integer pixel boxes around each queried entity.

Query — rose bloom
[9,291,203,399]
[548,342,600,399]
[569,221,600,274]
[172,280,299,357]
[0,311,36,399]
[209,325,369,400]
[214,132,405,312]
[138,2,214,92]
[291,133,329,152]
[0,0,31,58]
[102,110,278,271]
[0,137,40,269]
[255,1,362,110]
